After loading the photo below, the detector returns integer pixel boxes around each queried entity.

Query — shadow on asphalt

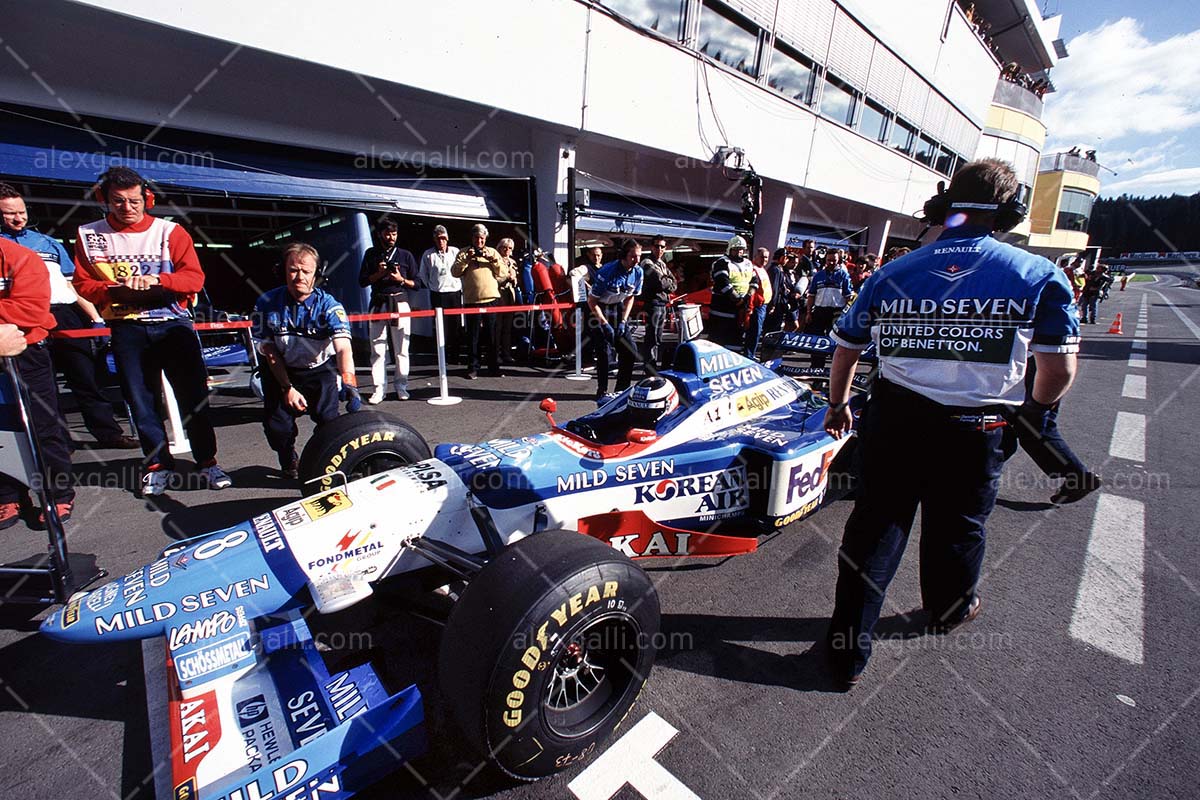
[144,494,291,540]
[995,498,1056,512]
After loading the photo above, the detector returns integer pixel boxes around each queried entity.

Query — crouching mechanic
[253,243,358,479]
[821,158,1079,689]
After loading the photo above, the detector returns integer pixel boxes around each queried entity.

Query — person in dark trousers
[1011,357,1101,504]
[0,183,137,449]
[639,236,677,372]
[588,239,644,401]
[822,158,1079,688]
[804,249,853,368]
[763,248,794,335]
[451,223,507,380]
[0,237,76,528]
[73,167,231,497]
[253,242,357,479]
[1079,264,1113,325]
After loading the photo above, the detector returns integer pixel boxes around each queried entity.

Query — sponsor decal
[171,553,191,571]
[175,633,251,682]
[785,450,837,506]
[95,575,270,634]
[62,596,82,628]
[697,351,739,378]
[176,690,221,768]
[236,694,282,774]
[84,581,120,613]
[548,432,601,460]
[930,264,980,282]
[214,761,341,800]
[173,778,197,800]
[301,491,351,521]
[878,297,1028,316]
[708,365,764,394]
[168,607,248,650]
[634,467,745,504]
[324,431,397,475]
[286,691,332,748]
[237,696,270,726]
[369,474,396,491]
[774,497,821,527]
[325,672,366,723]
[448,443,502,469]
[932,244,983,255]
[253,513,285,554]
[405,461,448,491]
[557,460,675,492]
[307,530,382,571]
[736,390,771,418]
[609,531,692,557]
[729,424,790,447]
[704,396,737,425]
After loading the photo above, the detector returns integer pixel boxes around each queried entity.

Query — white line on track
[1132,340,1147,351]
[1149,287,1200,340]
[1109,411,1146,462]
[1128,351,1146,369]
[1069,494,1145,664]
[1122,374,1147,400]
[569,712,702,800]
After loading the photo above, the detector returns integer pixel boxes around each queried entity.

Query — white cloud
[1100,167,1200,197]
[1043,18,1200,143]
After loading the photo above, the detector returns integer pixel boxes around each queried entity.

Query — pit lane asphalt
[0,270,1196,799]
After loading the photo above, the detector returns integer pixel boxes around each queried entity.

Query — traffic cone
[1107,313,1123,334]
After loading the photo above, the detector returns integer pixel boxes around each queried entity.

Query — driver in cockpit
[568,376,680,445]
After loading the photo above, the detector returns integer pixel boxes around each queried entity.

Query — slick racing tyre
[298,411,431,492]
[438,530,659,779]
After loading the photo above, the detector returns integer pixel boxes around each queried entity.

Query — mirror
[539,397,557,427]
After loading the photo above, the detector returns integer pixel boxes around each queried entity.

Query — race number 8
[193,530,248,561]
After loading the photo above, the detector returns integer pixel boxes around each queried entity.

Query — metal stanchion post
[565,306,591,382]
[427,306,462,406]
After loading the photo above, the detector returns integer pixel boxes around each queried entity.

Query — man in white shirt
[418,224,463,364]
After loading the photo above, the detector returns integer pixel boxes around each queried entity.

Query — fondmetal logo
[634,467,744,503]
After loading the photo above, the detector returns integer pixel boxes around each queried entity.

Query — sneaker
[0,502,20,530]
[200,464,233,490]
[367,391,384,405]
[1051,472,1102,505]
[37,502,73,527]
[395,388,410,401]
[141,469,172,497]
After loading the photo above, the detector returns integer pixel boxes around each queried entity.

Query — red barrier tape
[50,300,578,338]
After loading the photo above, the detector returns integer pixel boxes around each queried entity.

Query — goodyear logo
[173,778,197,800]
[62,597,82,628]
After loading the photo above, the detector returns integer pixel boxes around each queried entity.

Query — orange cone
[1107,313,1123,334]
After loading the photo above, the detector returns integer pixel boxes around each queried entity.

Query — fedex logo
[786,450,836,505]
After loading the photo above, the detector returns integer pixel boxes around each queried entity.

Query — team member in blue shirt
[822,159,1080,688]
[804,249,854,368]
[587,239,643,401]
[253,242,358,478]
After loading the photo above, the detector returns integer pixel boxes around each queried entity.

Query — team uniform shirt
[418,247,461,293]
[1,228,78,305]
[808,267,853,308]
[589,260,643,306]
[0,238,55,345]
[252,286,351,370]
[73,215,204,321]
[832,226,1079,407]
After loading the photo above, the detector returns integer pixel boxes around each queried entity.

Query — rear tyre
[438,530,659,779]
[297,411,431,492]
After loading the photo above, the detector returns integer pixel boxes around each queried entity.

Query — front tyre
[297,411,431,493]
[438,530,659,779]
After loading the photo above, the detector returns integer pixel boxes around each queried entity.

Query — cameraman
[451,224,507,379]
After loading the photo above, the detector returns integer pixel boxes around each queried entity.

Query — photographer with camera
[451,224,507,379]
[359,218,417,402]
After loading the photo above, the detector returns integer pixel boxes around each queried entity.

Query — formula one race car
[40,339,871,799]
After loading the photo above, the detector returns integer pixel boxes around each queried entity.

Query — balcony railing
[992,80,1044,118]
[1038,153,1101,178]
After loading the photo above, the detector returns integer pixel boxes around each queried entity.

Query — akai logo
[786,450,836,505]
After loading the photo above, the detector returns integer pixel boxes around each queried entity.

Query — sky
[1040,0,1200,197]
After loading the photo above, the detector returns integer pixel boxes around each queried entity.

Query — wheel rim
[542,614,641,739]
[344,450,412,481]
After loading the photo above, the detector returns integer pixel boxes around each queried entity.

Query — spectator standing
[0,237,75,527]
[639,236,677,371]
[1079,264,1112,324]
[804,249,854,367]
[763,248,793,334]
[588,239,643,401]
[709,235,753,348]
[569,245,605,363]
[743,246,773,357]
[451,224,506,380]
[418,225,462,364]
[796,239,817,279]
[253,243,357,478]
[0,183,136,448]
[73,167,231,496]
[822,158,1079,688]
[359,218,417,402]
[850,253,876,291]
[494,237,520,365]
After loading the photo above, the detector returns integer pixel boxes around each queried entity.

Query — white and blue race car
[41,338,870,798]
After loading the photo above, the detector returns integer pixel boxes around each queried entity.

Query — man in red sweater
[73,167,231,496]
[0,237,75,528]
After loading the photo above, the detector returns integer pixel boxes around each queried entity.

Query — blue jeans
[743,304,766,357]
[1082,294,1099,324]
[828,380,1016,676]
[110,320,217,470]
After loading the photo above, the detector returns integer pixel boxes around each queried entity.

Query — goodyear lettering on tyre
[501,580,620,729]
[324,431,398,475]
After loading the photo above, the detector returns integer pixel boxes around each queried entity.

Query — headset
[920,180,1026,232]
[92,175,156,210]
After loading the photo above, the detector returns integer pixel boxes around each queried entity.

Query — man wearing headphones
[73,167,232,496]
[821,159,1079,689]
[253,242,356,479]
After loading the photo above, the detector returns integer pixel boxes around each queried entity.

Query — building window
[890,118,917,155]
[767,44,816,105]
[859,99,890,143]
[935,145,956,176]
[697,2,759,77]
[820,74,857,126]
[1057,188,1096,232]
[914,134,937,167]
[599,0,684,39]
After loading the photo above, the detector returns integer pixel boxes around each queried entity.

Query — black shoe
[928,595,982,634]
[280,451,299,480]
[1051,472,1102,505]
[98,434,140,450]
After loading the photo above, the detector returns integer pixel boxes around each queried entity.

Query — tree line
[1088,193,1200,253]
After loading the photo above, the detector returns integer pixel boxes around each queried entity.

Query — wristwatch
[828,401,849,413]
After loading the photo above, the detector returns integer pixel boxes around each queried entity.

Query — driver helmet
[626,376,679,429]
